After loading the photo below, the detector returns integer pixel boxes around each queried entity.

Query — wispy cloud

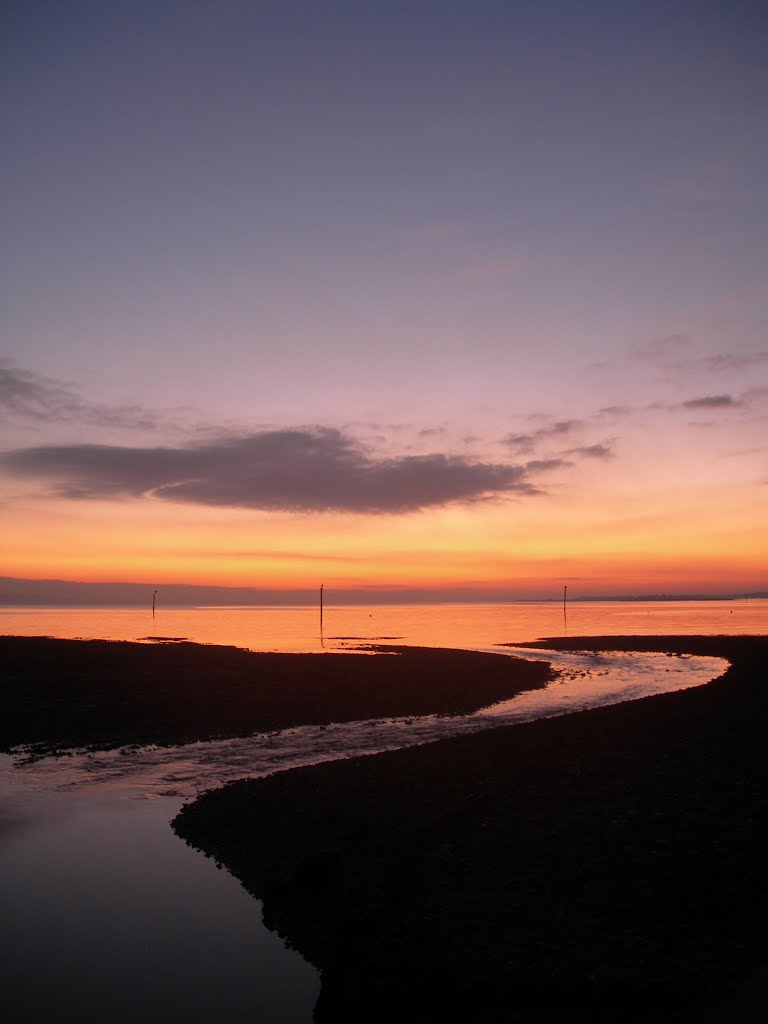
[504,420,581,455]
[564,443,615,459]
[524,458,571,472]
[630,336,768,378]
[742,385,768,404]
[504,419,616,465]
[0,364,158,430]
[669,351,768,375]
[681,394,737,410]
[1,428,542,514]
[598,405,633,418]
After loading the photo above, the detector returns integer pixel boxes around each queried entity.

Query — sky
[1,0,767,600]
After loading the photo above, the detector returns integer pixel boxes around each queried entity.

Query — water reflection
[0,777,321,1024]
[0,598,764,654]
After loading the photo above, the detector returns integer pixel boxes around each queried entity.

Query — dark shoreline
[172,635,768,1023]
[0,635,550,757]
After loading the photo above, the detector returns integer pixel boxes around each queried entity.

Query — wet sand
[0,635,550,757]
[173,635,768,1023]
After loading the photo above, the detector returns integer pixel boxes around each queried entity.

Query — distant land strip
[1,576,766,607]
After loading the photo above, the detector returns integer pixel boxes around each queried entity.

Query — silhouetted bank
[173,635,768,1024]
[0,636,550,757]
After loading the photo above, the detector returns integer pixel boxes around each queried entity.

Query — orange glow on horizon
[2,483,765,598]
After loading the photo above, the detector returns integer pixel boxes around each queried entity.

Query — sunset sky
[1,0,766,600]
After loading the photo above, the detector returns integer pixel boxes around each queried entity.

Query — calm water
[1,597,765,652]
[0,777,320,1024]
[1,601,762,1022]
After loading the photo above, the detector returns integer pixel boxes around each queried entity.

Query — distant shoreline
[2,575,766,608]
[2,595,766,609]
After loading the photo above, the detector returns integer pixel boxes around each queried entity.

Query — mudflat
[173,635,768,1023]
[0,635,550,756]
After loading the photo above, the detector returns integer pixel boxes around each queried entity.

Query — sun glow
[3,476,764,598]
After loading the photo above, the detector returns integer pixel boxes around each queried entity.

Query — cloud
[631,339,768,378]
[524,458,570,472]
[681,394,737,409]
[1,428,541,514]
[0,364,158,430]
[504,419,580,455]
[670,351,768,375]
[598,405,632,417]
[504,421,616,465]
[742,385,768,404]
[564,443,614,459]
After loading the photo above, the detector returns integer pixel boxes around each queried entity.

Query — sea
[1,599,765,1023]
[1,596,765,652]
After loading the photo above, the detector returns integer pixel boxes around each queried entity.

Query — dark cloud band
[2,428,538,514]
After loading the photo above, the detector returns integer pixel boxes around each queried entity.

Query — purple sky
[1,1,766,596]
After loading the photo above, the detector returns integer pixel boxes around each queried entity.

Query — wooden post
[152,589,157,616]
[563,585,567,612]
[320,584,324,630]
